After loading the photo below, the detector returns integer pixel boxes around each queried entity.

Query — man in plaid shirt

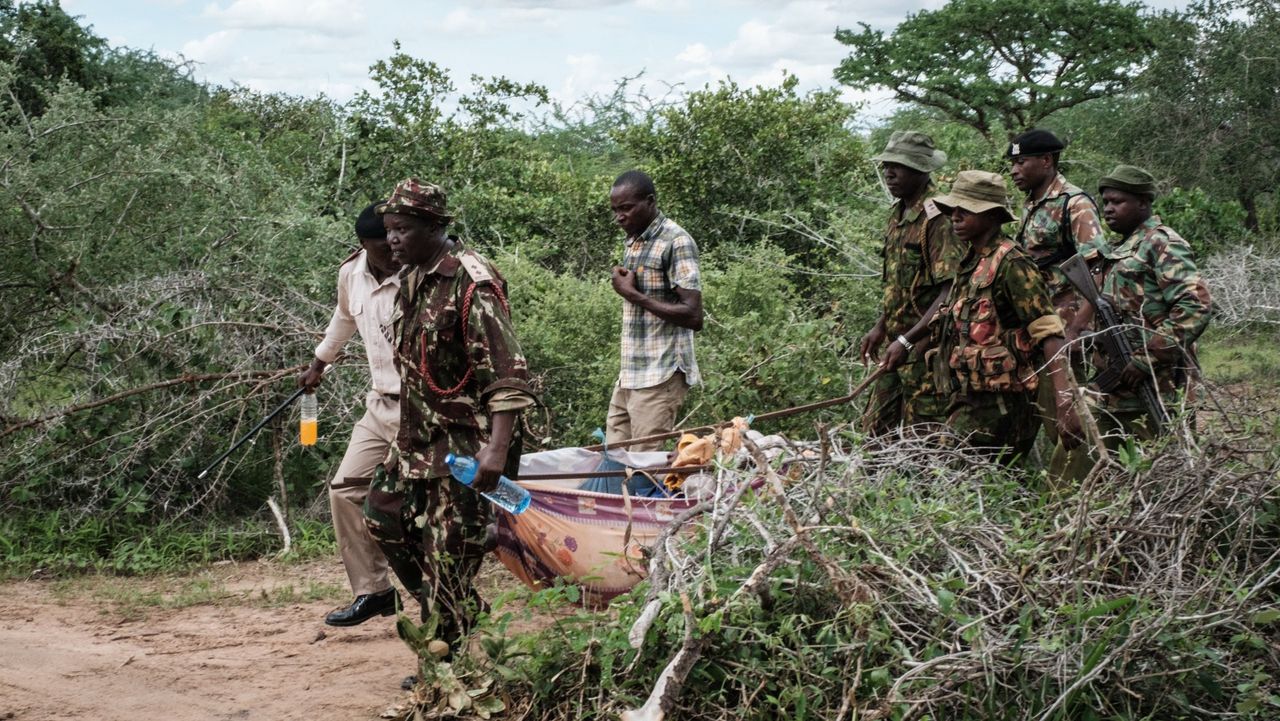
[606,170,703,451]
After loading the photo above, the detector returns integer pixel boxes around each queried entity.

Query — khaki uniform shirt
[314,249,401,397]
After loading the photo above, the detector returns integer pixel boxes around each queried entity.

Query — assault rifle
[1059,254,1169,434]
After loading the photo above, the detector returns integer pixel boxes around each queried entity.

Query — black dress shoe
[324,588,399,627]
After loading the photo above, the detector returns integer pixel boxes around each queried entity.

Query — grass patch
[0,514,337,579]
[82,576,233,621]
[250,580,347,608]
[1198,327,1280,386]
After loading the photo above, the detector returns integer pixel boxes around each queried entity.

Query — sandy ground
[0,558,536,721]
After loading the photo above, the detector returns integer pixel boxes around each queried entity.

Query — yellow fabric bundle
[663,417,751,492]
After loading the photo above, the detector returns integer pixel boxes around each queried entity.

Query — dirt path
[0,558,536,721]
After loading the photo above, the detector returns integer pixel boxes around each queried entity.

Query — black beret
[354,200,387,240]
[1007,129,1065,158]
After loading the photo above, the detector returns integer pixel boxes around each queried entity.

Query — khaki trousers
[605,371,689,451]
[329,392,398,597]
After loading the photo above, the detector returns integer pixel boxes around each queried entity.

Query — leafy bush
[423,422,1280,720]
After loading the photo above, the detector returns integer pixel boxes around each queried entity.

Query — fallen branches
[509,405,1280,721]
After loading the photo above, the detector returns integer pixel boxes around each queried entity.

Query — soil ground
[0,557,543,721]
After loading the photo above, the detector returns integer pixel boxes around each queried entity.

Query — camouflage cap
[872,130,947,173]
[1099,164,1157,199]
[377,178,452,222]
[930,170,1015,224]
[1006,128,1065,158]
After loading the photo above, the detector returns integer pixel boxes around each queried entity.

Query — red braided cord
[419,280,510,398]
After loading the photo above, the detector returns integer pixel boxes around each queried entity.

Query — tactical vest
[1016,190,1099,270]
[945,239,1039,394]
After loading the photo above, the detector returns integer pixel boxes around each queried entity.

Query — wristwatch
[895,335,914,352]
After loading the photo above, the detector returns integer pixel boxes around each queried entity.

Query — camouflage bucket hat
[931,170,1015,224]
[872,130,947,173]
[377,178,452,221]
[1099,164,1157,199]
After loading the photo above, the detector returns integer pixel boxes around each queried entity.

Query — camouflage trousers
[944,390,1038,464]
[1046,408,1160,488]
[1034,363,1093,484]
[364,463,493,648]
[861,356,951,435]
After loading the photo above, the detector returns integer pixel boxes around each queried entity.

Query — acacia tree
[834,0,1157,139]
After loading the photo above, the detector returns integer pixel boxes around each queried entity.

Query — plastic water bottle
[444,453,531,515]
[299,392,318,446]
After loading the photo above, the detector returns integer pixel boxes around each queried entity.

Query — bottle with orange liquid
[299,392,318,446]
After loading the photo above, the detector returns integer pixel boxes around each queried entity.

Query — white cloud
[202,0,365,37]
[181,29,239,63]
[636,0,692,10]
[676,42,712,65]
[434,5,563,34]
[469,0,627,8]
[440,8,490,35]
[722,19,783,65]
[671,8,849,92]
[556,53,618,103]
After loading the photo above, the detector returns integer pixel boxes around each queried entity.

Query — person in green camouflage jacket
[1008,129,1107,328]
[363,179,536,655]
[860,131,964,434]
[1093,165,1211,433]
[1008,129,1106,473]
[890,171,1082,460]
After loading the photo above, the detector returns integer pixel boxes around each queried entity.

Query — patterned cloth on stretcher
[494,447,700,605]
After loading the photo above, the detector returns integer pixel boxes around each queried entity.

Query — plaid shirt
[619,212,701,389]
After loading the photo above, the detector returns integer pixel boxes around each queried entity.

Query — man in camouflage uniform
[1090,164,1211,436]
[890,171,1082,460]
[1007,129,1106,455]
[860,131,964,434]
[363,179,536,655]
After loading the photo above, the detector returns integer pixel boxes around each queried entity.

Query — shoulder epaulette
[923,199,942,220]
[458,250,495,284]
[338,247,362,268]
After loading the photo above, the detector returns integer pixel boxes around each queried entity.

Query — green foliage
[694,244,871,433]
[491,431,1280,720]
[0,1,200,114]
[616,76,871,262]
[1153,187,1249,257]
[1103,0,1280,232]
[835,0,1158,139]
[500,249,621,445]
[0,512,334,577]
[0,0,106,115]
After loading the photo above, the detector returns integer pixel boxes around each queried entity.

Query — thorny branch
[594,396,1280,720]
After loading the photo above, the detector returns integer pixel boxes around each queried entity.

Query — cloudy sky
[65,0,1183,116]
